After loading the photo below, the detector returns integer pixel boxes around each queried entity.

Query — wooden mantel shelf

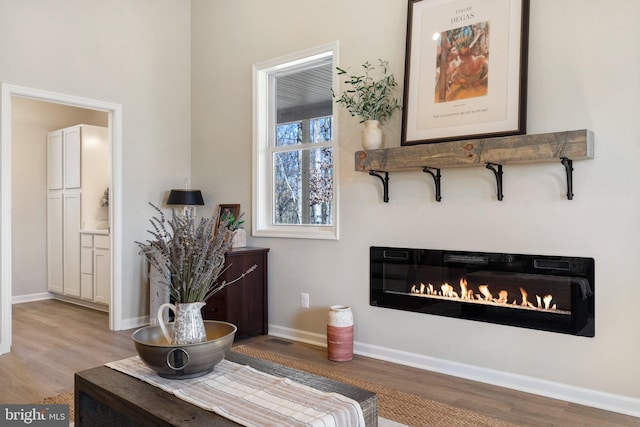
[355,129,593,172]
[354,129,594,202]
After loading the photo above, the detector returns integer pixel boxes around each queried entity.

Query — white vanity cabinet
[80,231,110,305]
[81,234,95,300]
[93,234,111,305]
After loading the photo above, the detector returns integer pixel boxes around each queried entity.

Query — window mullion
[301,119,311,224]
[271,140,332,153]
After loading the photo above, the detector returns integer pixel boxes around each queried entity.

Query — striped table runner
[106,356,365,427]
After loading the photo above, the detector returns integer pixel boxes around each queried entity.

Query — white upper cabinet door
[47,130,63,190]
[63,126,81,189]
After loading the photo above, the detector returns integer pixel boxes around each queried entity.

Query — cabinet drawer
[94,235,110,249]
[81,234,93,247]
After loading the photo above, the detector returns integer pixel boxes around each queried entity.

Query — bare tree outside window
[274,117,333,225]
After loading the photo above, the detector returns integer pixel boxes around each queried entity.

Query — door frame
[0,84,123,354]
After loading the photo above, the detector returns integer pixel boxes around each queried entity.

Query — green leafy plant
[135,204,256,303]
[333,59,402,124]
[225,212,245,231]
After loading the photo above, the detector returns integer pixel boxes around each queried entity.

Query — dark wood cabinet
[202,247,269,337]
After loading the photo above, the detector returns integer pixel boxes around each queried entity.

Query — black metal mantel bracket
[367,159,576,203]
[369,170,389,203]
[422,167,442,202]
[485,162,504,201]
[561,157,574,200]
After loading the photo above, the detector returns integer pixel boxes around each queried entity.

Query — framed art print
[215,203,240,234]
[401,0,529,145]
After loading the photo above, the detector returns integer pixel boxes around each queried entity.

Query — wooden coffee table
[75,351,378,426]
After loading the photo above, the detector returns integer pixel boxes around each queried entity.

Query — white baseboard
[12,293,147,331]
[120,315,148,331]
[49,293,109,312]
[269,324,326,347]
[12,292,55,304]
[268,324,640,418]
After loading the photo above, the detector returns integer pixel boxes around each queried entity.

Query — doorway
[0,84,123,354]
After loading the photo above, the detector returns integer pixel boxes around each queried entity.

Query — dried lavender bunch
[136,204,256,303]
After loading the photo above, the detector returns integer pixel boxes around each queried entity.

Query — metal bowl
[132,320,236,379]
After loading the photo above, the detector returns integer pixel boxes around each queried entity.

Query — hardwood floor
[238,336,640,427]
[1,299,136,403]
[3,300,639,426]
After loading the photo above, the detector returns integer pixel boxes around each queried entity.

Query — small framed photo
[215,204,240,233]
[401,0,529,145]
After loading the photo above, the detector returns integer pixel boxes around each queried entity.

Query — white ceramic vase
[361,120,383,150]
[157,301,207,345]
[231,228,247,248]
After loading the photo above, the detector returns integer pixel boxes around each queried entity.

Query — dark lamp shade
[167,189,205,206]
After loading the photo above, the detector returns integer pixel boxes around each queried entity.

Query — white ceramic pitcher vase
[361,120,383,150]
[157,301,207,345]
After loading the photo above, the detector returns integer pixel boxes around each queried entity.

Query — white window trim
[252,42,339,240]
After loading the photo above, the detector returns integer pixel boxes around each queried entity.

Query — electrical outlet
[300,292,310,309]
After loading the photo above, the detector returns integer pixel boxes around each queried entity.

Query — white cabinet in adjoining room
[80,231,110,305]
[46,192,64,294]
[93,234,110,305]
[47,130,63,190]
[63,126,81,189]
[81,233,94,300]
[47,126,82,190]
[47,124,109,309]
[62,190,82,297]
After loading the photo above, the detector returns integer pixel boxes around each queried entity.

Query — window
[253,43,338,239]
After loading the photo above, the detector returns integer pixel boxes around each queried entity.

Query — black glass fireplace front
[370,246,595,337]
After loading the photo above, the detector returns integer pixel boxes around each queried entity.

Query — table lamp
[167,181,205,216]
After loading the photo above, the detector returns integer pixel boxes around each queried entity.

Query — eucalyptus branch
[333,59,402,124]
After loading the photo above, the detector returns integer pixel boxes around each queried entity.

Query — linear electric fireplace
[370,246,595,337]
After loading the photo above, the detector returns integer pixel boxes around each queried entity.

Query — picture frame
[401,0,529,145]
[215,203,240,234]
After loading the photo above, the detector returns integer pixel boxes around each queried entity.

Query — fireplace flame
[409,277,568,314]
[460,278,469,299]
[478,284,492,302]
[496,290,508,304]
[519,287,533,308]
[441,283,458,298]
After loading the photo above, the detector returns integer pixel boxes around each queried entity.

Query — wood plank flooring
[1,299,136,403]
[241,336,640,426]
[3,299,639,426]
